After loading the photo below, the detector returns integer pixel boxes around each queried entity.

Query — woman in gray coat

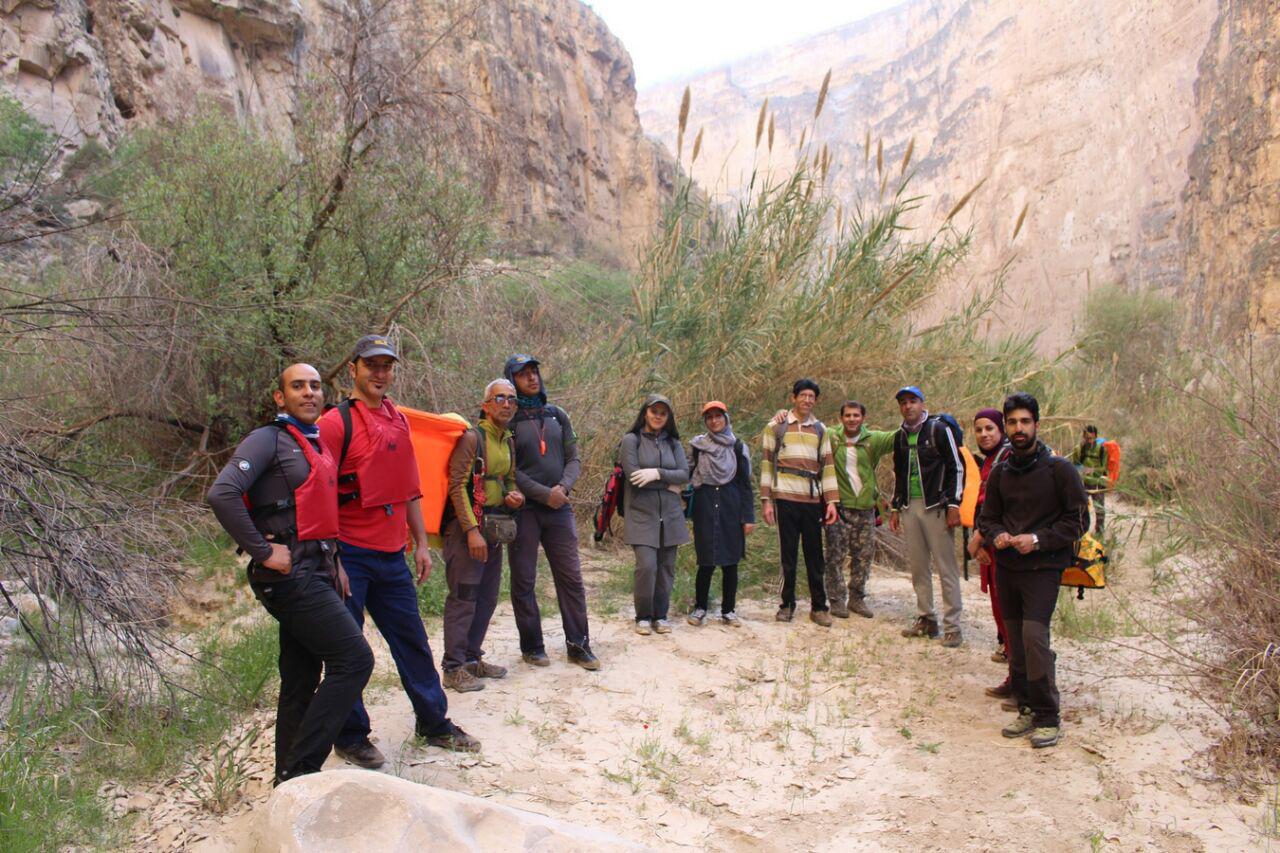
[620,394,690,635]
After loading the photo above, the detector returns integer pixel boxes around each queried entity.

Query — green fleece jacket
[831,425,895,510]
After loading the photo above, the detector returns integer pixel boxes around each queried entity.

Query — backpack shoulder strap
[338,399,354,469]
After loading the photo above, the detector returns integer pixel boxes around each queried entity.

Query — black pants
[508,503,591,654]
[695,564,739,613]
[776,499,828,612]
[251,565,374,783]
[995,564,1061,727]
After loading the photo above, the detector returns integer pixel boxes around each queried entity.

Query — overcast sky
[586,0,907,89]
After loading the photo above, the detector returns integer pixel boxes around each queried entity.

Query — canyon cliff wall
[1,0,670,261]
[639,0,1264,347]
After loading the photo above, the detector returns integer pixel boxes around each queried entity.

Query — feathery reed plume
[814,69,832,119]
[876,138,883,176]
[677,86,691,159]
[860,268,913,319]
[836,202,844,233]
[900,138,915,176]
[691,127,704,164]
[768,113,776,152]
[821,144,830,182]
[864,129,871,164]
[755,98,769,148]
[945,178,987,222]
[798,128,807,152]
[1011,202,1029,242]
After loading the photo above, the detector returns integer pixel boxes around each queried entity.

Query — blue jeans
[335,543,451,745]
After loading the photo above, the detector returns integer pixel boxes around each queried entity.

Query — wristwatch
[1030,534,1039,550]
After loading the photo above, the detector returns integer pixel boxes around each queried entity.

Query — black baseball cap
[351,335,398,361]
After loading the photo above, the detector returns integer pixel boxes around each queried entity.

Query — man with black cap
[889,385,966,647]
[207,363,374,785]
[502,354,599,670]
[318,335,478,768]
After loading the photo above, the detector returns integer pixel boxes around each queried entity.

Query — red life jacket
[342,399,420,511]
[242,423,339,541]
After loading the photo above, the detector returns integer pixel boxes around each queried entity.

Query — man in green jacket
[1067,425,1114,534]
[825,400,895,618]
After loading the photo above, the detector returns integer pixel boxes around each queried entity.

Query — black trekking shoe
[568,644,601,671]
[334,739,386,769]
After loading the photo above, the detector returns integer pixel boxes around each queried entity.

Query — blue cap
[894,385,924,402]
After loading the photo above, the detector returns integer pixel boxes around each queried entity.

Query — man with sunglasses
[319,335,478,769]
[440,379,525,692]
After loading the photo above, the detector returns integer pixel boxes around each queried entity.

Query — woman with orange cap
[687,401,755,627]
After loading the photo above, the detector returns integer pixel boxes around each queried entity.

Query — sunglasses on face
[487,394,517,404]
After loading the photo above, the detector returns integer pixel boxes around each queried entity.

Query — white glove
[629,468,661,487]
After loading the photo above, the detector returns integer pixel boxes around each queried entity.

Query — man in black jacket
[978,392,1088,749]
[207,363,374,784]
[888,386,966,646]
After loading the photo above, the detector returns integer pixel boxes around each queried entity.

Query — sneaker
[942,630,964,648]
[901,616,940,638]
[443,667,485,693]
[653,619,672,634]
[991,648,1007,663]
[1030,726,1061,749]
[829,601,850,619]
[334,739,386,769]
[1001,710,1035,738]
[568,645,601,671]
[849,598,874,619]
[522,651,551,667]
[775,606,795,623]
[635,619,653,636]
[810,610,833,628]
[687,608,707,626]
[466,660,507,679]
[984,680,1013,698]
[722,611,743,627]
[419,722,481,753]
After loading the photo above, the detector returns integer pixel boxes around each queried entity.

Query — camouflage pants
[824,507,876,607]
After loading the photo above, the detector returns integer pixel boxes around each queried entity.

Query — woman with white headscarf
[687,401,755,627]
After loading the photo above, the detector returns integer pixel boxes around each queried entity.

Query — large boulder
[232,768,644,851]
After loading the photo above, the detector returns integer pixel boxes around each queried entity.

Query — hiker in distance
[686,401,755,628]
[1068,424,1118,535]
[207,363,373,786]
[761,379,839,627]
[889,385,967,647]
[979,392,1089,749]
[504,354,600,670]
[966,408,1014,698]
[319,335,479,768]
[621,394,691,635]
[824,400,894,619]
[440,379,524,693]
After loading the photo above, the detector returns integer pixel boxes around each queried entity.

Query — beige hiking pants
[901,502,963,633]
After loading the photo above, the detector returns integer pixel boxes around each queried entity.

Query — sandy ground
[131,527,1269,851]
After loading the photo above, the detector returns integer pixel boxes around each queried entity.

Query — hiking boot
[984,680,1013,698]
[653,619,672,634]
[991,648,1007,664]
[466,660,507,679]
[334,739,385,769]
[443,667,485,693]
[1000,699,1020,712]
[848,598,874,619]
[810,610,833,628]
[829,601,850,619]
[568,645,601,671]
[522,651,551,667]
[901,616,940,638]
[419,722,481,753]
[722,611,743,627]
[775,606,795,623]
[1001,710,1035,738]
[687,608,707,626]
[942,630,964,648]
[1030,726,1061,749]
[635,619,653,636]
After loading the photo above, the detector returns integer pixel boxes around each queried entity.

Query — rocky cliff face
[0,0,670,261]
[639,0,1226,347]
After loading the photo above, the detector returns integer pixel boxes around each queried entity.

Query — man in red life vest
[319,336,478,768]
[207,363,374,785]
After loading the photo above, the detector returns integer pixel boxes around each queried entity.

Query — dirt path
[144,525,1264,851]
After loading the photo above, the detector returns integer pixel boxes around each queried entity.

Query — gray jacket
[620,430,691,548]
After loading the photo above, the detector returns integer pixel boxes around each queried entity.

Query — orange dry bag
[958,446,981,528]
[398,407,470,536]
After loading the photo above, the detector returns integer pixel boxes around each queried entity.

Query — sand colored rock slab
[234,768,645,852]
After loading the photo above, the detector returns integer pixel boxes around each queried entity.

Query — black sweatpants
[994,564,1061,727]
[251,564,374,783]
[776,499,828,612]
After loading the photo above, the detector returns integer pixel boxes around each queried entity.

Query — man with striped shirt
[761,379,839,626]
